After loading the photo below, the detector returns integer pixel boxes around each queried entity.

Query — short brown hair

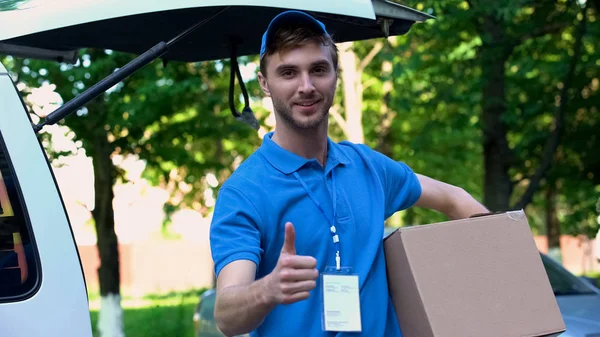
[259,25,339,77]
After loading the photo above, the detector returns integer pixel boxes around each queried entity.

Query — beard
[271,93,333,130]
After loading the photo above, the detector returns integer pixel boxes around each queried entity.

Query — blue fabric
[210,132,422,337]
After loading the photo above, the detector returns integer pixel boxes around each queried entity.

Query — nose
[298,73,316,95]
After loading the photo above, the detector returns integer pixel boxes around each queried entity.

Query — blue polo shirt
[210,132,421,337]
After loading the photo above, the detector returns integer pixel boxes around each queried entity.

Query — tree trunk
[513,1,588,210]
[545,185,562,263]
[91,131,123,337]
[480,15,513,211]
[375,59,394,156]
[338,42,365,144]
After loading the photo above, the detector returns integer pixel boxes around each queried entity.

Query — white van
[0,1,432,336]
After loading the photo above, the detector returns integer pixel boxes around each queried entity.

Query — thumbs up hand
[266,222,319,305]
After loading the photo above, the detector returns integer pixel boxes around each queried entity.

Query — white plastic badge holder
[320,266,362,332]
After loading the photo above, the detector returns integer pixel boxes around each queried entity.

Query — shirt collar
[258,132,350,175]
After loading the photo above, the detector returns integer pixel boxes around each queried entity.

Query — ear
[258,72,271,97]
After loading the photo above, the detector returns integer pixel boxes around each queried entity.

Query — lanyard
[293,170,341,270]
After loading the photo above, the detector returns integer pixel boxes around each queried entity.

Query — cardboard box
[384,210,566,337]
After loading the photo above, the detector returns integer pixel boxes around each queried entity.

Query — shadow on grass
[90,300,197,337]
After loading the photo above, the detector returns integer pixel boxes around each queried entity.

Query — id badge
[320,266,362,332]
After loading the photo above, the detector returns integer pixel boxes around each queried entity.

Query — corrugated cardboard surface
[384,211,566,337]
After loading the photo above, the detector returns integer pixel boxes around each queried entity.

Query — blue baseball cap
[260,10,330,58]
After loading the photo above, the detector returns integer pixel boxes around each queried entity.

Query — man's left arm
[413,174,489,220]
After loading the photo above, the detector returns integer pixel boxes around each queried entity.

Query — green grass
[89,289,207,337]
[86,269,600,337]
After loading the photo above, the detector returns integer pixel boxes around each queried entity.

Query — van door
[0,61,92,337]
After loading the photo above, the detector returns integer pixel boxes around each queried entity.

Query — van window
[0,134,39,300]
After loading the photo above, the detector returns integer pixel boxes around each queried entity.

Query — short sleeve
[210,186,263,277]
[367,148,422,219]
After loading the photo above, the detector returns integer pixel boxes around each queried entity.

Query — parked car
[193,288,250,337]
[195,227,600,337]
[541,253,600,336]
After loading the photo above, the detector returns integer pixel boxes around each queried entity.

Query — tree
[119,56,265,224]
[332,41,385,143]
[468,0,590,212]
[377,0,599,231]
[506,0,599,255]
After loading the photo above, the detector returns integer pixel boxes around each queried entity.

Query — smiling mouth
[296,101,319,107]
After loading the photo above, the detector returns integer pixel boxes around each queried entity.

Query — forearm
[446,187,489,220]
[415,174,489,220]
[214,275,276,336]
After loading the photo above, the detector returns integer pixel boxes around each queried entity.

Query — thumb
[281,222,296,255]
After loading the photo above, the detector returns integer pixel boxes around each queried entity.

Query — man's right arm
[213,222,318,337]
[214,260,276,337]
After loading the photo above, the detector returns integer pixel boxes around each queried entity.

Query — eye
[312,66,328,75]
[280,69,295,78]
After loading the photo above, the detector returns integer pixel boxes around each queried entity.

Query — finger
[281,280,318,295]
[282,290,312,305]
[281,222,296,255]
[280,268,319,282]
[279,255,317,270]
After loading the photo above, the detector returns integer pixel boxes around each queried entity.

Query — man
[209,10,489,337]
